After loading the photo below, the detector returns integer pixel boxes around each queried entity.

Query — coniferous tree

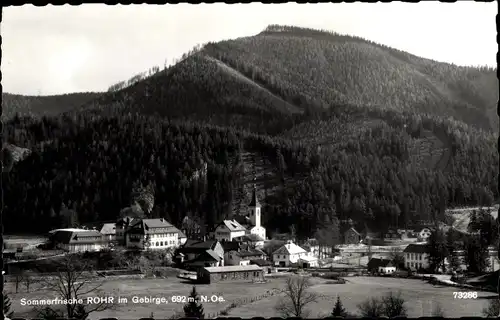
[183,286,204,319]
[332,296,348,317]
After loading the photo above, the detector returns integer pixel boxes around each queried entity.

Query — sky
[3,3,498,96]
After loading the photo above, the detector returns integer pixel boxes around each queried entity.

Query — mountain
[2,92,102,119]
[3,25,498,239]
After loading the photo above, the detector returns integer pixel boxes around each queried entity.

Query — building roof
[217,220,247,232]
[248,186,261,207]
[233,234,265,242]
[180,240,218,253]
[204,265,263,273]
[250,259,273,266]
[49,228,89,234]
[127,218,178,234]
[100,223,116,235]
[272,241,307,255]
[50,230,103,244]
[403,244,430,254]
[298,255,318,262]
[368,258,393,269]
[231,248,265,258]
[177,230,187,238]
[221,240,241,252]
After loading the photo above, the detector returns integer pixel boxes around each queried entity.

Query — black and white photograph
[1,2,498,319]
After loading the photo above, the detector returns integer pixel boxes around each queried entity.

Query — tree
[427,229,448,273]
[314,215,340,259]
[39,253,116,319]
[275,276,318,317]
[331,296,348,317]
[465,234,490,273]
[3,293,14,318]
[357,292,407,318]
[445,228,461,272]
[183,286,204,318]
[388,247,405,269]
[482,299,500,317]
[381,291,407,317]
[357,297,384,317]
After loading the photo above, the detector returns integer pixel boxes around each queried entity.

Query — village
[5,186,499,280]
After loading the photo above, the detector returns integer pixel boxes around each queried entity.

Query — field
[7,276,289,320]
[227,276,494,318]
[7,275,495,319]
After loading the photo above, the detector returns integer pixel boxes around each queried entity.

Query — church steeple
[248,184,260,208]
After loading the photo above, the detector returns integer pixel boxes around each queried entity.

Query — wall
[149,232,179,249]
[208,270,264,283]
[250,226,266,241]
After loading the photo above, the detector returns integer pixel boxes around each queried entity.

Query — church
[212,185,267,242]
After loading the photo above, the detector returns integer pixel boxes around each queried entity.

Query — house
[384,229,401,240]
[48,229,104,252]
[197,265,264,284]
[178,230,188,246]
[233,234,265,249]
[225,248,267,266]
[301,238,332,259]
[272,240,308,267]
[368,258,396,274]
[298,255,319,268]
[415,227,433,241]
[250,259,275,274]
[175,239,225,269]
[115,217,134,245]
[403,243,431,270]
[343,227,361,245]
[125,218,181,250]
[213,220,247,242]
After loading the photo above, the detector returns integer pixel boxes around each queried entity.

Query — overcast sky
[3,3,497,96]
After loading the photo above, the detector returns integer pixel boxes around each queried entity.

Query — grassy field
[7,276,289,320]
[227,276,494,318]
[8,274,495,319]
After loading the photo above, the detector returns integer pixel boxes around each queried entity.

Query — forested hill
[2,92,102,120]
[2,25,498,238]
[75,24,498,133]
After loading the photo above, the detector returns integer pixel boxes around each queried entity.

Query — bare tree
[275,276,318,317]
[357,297,384,317]
[23,270,39,293]
[40,253,116,319]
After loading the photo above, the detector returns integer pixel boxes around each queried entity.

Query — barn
[197,265,264,284]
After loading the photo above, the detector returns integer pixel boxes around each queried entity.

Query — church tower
[248,185,261,227]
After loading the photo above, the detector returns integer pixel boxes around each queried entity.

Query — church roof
[248,186,260,207]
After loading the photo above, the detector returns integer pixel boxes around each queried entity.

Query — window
[160,242,163,246]
[156,242,159,246]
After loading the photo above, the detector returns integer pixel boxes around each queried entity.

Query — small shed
[197,265,264,284]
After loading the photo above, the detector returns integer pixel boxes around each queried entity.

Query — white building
[272,240,308,267]
[224,248,266,266]
[403,243,430,270]
[213,220,247,241]
[48,229,104,253]
[125,218,182,250]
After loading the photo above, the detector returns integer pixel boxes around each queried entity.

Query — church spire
[248,181,260,207]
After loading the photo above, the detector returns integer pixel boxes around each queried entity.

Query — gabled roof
[216,220,247,232]
[345,227,360,235]
[233,234,265,242]
[368,258,394,269]
[100,223,116,235]
[272,242,307,255]
[50,230,103,244]
[250,259,272,266]
[127,218,178,234]
[403,244,430,254]
[231,248,266,258]
[204,265,262,273]
[180,240,218,252]
[177,230,187,238]
[220,240,241,252]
